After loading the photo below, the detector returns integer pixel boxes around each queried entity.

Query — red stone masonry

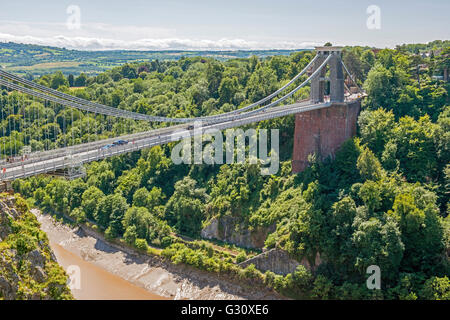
[292,100,361,173]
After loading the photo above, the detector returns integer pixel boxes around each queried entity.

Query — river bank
[33,209,281,300]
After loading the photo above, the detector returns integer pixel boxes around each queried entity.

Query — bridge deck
[0,99,363,181]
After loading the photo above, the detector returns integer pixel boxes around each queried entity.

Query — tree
[69,178,88,210]
[96,194,128,234]
[124,225,138,245]
[133,187,150,207]
[420,276,450,300]
[246,66,277,102]
[121,64,137,79]
[358,109,395,157]
[361,50,376,74]
[123,206,170,243]
[123,206,153,240]
[357,147,384,181]
[81,186,104,220]
[388,192,444,273]
[352,217,404,282]
[391,115,438,182]
[74,73,87,87]
[135,238,149,251]
[44,179,70,213]
[311,275,335,299]
[86,162,116,194]
[147,187,165,211]
[133,78,146,93]
[68,74,74,87]
[206,61,224,97]
[165,177,209,236]
[363,63,408,116]
[325,197,357,270]
[269,56,290,81]
[218,77,239,104]
[358,180,383,214]
[51,71,69,89]
[115,169,142,203]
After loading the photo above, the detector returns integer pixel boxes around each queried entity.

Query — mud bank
[33,210,281,300]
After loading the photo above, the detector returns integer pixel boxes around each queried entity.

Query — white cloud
[0,32,319,50]
[0,21,319,50]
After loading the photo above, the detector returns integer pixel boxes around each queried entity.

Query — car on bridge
[113,139,129,146]
[101,144,115,150]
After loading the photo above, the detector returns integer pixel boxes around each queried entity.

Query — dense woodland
[2,42,450,299]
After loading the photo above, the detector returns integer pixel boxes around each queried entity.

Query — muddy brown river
[50,242,166,300]
[34,209,280,300]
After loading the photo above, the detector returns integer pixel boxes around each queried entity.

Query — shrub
[135,238,149,252]
[420,276,450,300]
[236,252,247,263]
[69,207,86,224]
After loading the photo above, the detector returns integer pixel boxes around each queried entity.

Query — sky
[0,0,448,51]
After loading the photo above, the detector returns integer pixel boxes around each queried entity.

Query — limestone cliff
[201,216,275,249]
[0,194,72,300]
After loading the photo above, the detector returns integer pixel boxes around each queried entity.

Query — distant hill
[0,42,307,77]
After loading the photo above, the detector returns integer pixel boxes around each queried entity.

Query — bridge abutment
[292,100,361,173]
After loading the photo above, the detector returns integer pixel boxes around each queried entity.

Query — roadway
[0,99,340,181]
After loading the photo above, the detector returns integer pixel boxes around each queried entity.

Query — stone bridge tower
[292,47,361,173]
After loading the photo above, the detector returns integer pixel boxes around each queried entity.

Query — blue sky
[0,0,448,50]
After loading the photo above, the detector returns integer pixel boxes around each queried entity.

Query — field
[0,42,305,77]
[7,61,82,71]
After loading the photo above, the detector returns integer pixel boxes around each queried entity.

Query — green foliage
[236,252,247,263]
[358,108,395,157]
[96,194,129,236]
[388,192,444,273]
[352,217,404,282]
[81,186,104,220]
[69,207,86,224]
[123,225,138,245]
[357,147,384,181]
[123,206,171,244]
[7,42,449,300]
[420,276,450,300]
[165,177,208,236]
[134,238,149,252]
[0,194,72,300]
[311,275,335,300]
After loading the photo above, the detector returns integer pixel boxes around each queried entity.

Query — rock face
[0,195,73,300]
[201,216,275,249]
[238,248,321,276]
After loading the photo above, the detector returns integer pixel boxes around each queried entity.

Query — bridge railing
[0,99,339,182]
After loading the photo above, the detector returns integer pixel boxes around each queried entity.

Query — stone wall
[292,100,361,173]
[239,248,321,276]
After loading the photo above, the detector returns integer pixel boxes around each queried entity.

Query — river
[50,242,166,300]
[34,209,280,300]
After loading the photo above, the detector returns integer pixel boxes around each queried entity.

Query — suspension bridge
[0,47,363,183]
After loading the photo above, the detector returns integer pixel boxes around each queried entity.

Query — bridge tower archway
[310,46,344,103]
